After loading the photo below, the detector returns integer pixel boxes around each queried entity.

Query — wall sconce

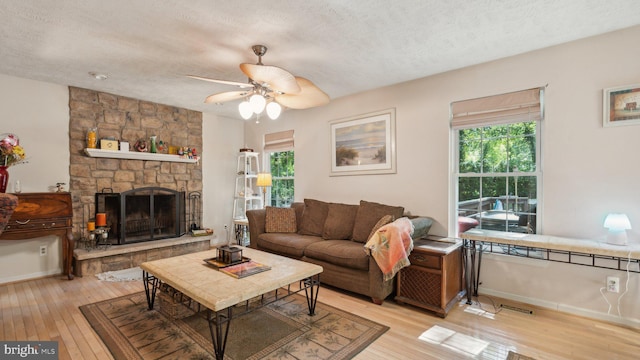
[603,213,631,245]
[256,172,272,206]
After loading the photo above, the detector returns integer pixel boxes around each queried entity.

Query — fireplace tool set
[189,191,202,232]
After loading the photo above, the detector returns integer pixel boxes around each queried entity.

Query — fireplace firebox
[95,187,186,244]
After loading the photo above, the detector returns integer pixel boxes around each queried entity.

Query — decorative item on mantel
[87,128,97,149]
[134,138,148,152]
[150,136,157,153]
[0,133,27,193]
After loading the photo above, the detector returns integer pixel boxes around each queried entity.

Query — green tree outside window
[269,150,294,207]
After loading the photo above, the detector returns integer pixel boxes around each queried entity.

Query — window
[452,88,543,235]
[264,130,295,207]
[268,150,294,207]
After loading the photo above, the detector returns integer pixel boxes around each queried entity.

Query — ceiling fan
[188,45,330,120]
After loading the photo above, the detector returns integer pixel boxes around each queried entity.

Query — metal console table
[461,229,640,304]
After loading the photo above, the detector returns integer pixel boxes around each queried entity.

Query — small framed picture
[603,84,640,127]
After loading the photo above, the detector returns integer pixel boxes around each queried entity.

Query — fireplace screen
[95,187,186,244]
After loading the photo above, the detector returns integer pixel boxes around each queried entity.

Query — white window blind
[451,87,544,129]
[264,130,294,152]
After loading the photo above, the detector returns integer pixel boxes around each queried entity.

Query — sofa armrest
[246,209,266,248]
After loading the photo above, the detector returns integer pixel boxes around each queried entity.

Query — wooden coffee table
[140,246,323,360]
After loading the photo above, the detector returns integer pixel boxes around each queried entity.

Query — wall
[201,112,246,246]
[0,73,70,282]
[244,26,640,327]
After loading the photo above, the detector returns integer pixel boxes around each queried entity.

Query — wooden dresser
[0,192,75,279]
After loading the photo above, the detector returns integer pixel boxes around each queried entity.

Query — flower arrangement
[0,133,27,167]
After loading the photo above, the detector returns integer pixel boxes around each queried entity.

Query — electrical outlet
[607,276,620,293]
[39,245,47,256]
[224,224,228,230]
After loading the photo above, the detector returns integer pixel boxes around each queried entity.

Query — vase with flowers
[0,133,27,193]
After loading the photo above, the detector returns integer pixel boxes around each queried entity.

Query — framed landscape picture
[603,84,640,127]
[330,108,396,176]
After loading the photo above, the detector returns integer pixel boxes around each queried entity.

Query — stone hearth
[73,235,214,276]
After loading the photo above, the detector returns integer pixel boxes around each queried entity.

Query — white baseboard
[479,288,640,329]
[0,268,61,285]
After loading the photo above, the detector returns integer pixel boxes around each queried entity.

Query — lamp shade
[603,213,632,230]
[604,213,631,246]
[256,172,272,187]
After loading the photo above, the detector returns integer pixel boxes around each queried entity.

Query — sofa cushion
[367,214,394,241]
[257,233,323,259]
[291,202,305,226]
[265,206,297,233]
[303,240,369,271]
[322,203,359,240]
[298,199,329,236]
[351,200,405,243]
[411,217,434,239]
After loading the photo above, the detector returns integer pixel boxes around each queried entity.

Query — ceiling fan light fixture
[250,93,266,114]
[238,101,253,119]
[192,44,329,121]
[266,101,282,120]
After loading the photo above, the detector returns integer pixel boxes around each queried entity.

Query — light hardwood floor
[1,273,638,359]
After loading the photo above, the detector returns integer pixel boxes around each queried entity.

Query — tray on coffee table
[203,256,251,269]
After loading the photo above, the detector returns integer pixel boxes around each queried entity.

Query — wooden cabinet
[0,192,74,279]
[395,237,465,317]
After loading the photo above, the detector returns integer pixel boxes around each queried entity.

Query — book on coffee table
[219,260,271,279]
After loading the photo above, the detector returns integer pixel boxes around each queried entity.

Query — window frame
[452,96,543,237]
[264,149,294,207]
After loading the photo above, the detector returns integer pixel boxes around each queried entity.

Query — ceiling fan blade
[275,77,330,109]
[187,75,253,88]
[204,90,252,104]
[239,63,301,94]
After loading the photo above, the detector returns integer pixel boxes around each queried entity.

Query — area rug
[80,291,388,359]
[95,267,143,282]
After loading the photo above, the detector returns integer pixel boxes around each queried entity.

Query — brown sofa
[246,199,433,304]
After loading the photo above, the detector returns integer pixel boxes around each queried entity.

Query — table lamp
[256,172,272,206]
[603,213,631,245]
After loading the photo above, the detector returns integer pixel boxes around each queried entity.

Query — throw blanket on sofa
[364,217,414,281]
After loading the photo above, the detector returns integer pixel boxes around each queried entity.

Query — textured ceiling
[1,0,640,119]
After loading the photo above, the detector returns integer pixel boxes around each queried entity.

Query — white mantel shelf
[85,148,199,163]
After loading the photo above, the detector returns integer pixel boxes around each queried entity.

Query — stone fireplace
[67,87,209,276]
[67,87,203,241]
